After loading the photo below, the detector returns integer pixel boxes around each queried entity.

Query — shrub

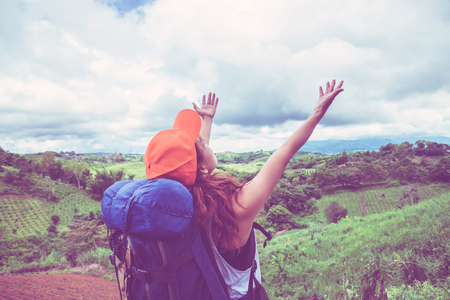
[266,205,292,225]
[265,205,306,231]
[324,201,347,223]
[76,247,113,269]
[88,168,124,198]
[4,171,16,184]
[63,220,108,267]
[46,224,58,235]
[51,215,60,225]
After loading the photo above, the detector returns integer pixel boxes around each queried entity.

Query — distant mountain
[301,136,450,155]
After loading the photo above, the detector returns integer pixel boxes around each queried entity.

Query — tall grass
[259,192,450,299]
[76,247,114,270]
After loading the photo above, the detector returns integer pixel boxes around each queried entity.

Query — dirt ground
[0,273,120,300]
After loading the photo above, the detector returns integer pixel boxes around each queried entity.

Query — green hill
[314,183,450,222]
[0,183,100,237]
[259,192,450,299]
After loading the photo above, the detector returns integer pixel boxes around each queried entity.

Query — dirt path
[0,273,120,300]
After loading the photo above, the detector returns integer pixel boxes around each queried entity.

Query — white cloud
[1,0,450,153]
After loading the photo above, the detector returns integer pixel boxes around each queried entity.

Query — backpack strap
[199,225,231,300]
[247,259,258,300]
[252,222,273,248]
[130,248,194,283]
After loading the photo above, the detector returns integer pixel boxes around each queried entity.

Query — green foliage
[266,205,293,231]
[46,224,58,234]
[50,215,61,225]
[88,167,124,198]
[39,151,56,176]
[430,157,450,182]
[62,220,108,267]
[316,183,450,220]
[4,170,17,184]
[76,247,114,270]
[265,205,306,231]
[264,184,318,216]
[259,192,450,299]
[0,229,63,269]
[386,279,450,299]
[363,164,388,183]
[336,169,364,187]
[335,149,349,165]
[314,169,337,189]
[324,201,347,223]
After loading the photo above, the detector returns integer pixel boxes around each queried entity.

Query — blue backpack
[101,178,272,300]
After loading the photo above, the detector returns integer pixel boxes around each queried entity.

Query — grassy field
[105,161,146,180]
[314,183,450,222]
[259,191,450,299]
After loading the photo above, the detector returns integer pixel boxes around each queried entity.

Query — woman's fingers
[321,80,344,96]
[330,80,336,92]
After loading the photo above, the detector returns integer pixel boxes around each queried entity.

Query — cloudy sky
[1,0,450,154]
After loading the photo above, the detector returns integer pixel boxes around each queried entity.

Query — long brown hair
[191,140,243,251]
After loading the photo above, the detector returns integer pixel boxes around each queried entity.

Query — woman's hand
[314,80,344,116]
[193,92,219,119]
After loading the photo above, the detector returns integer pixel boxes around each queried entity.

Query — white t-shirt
[203,220,262,300]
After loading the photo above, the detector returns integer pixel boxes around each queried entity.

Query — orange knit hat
[144,109,201,187]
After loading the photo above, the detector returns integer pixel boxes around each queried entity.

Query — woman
[188,80,344,298]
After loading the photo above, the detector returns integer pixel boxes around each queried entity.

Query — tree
[0,147,6,169]
[88,168,124,198]
[363,164,388,183]
[41,176,55,200]
[40,151,56,176]
[314,169,337,189]
[335,149,348,165]
[48,160,63,181]
[4,171,17,184]
[324,201,347,223]
[392,160,417,182]
[73,162,89,189]
[62,161,76,184]
[379,143,396,155]
[429,157,450,182]
[14,156,35,173]
[394,142,413,160]
[336,168,364,187]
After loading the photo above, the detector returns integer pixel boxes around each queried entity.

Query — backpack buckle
[251,259,257,273]
[131,266,150,283]
[109,253,116,266]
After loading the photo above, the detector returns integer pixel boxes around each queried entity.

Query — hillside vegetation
[0,140,449,299]
[259,192,450,299]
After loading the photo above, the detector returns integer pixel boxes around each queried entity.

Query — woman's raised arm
[233,80,344,246]
[193,93,219,145]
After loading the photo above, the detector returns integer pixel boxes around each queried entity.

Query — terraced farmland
[0,196,49,236]
[316,183,450,219]
[0,193,101,236]
[42,193,101,226]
